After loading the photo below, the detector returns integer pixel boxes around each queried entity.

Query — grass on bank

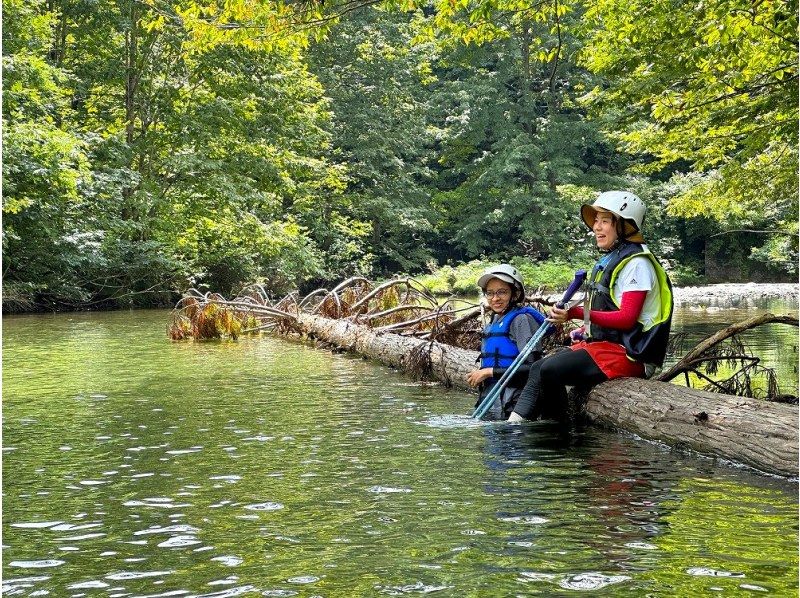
[415,256,706,297]
[415,259,583,296]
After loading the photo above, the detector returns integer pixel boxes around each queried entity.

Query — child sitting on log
[466,264,546,420]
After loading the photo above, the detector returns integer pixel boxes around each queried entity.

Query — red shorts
[570,340,645,379]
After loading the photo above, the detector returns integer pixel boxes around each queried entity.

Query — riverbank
[533,282,799,311]
[4,281,798,315]
[672,283,799,308]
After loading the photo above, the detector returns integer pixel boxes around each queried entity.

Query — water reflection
[3,309,797,595]
[666,298,799,395]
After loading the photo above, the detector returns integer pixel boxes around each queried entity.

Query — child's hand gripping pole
[471,270,587,420]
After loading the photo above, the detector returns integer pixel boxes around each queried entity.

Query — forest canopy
[3,0,797,310]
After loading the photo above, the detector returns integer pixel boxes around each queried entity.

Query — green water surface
[2,308,798,596]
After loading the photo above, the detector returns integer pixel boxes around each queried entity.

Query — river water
[3,304,798,596]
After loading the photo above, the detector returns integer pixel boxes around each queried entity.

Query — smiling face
[592,209,620,251]
[484,278,514,314]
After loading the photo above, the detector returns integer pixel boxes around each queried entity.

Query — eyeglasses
[483,289,510,299]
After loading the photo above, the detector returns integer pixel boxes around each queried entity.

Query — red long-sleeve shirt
[567,290,647,330]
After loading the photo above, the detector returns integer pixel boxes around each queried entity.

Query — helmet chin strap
[598,218,629,253]
[599,237,623,253]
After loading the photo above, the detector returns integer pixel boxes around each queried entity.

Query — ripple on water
[209,475,242,482]
[105,570,174,580]
[287,576,319,584]
[2,577,51,595]
[624,541,658,550]
[417,415,482,429]
[10,521,63,529]
[134,525,200,536]
[123,498,191,509]
[208,576,239,586]
[195,585,258,597]
[243,502,284,511]
[367,486,412,494]
[686,567,746,578]
[519,572,557,582]
[66,580,110,589]
[50,523,103,532]
[498,515,548,525]
[557,573,631,591]
[157,535,202,548]
[379,581,453,594]
[8,560,65,569]
[211,556,243,567]
[166,446,204,455]
[739,584,769,592]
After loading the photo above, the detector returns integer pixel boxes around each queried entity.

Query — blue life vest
[480,306,546,369]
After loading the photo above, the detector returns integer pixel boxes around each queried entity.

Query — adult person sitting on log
[466,264,547,420]
[508,191,673,423]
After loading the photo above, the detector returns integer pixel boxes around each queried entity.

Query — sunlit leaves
[580,0,798,232]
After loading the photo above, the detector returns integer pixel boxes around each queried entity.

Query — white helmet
[581,190,645,243]
[477,264,525,297]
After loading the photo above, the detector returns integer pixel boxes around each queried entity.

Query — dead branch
[354,304,431,324]
[373,310,456,332]
[349,278,435,312]
[205,299,297,320]
[657,313,798,383]
[299,288,329,308]
[423,306,481,340]
[331,276,371,294]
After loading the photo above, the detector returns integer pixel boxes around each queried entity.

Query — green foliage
[749,234,798,277]
[308,8,438,275]
[510,257,586,292]
[424,11,629,264]
[417,257,585,296]
[3,0,794,311]
[580,0,798,243]
[3,0,345,308]
[173,212,322,295]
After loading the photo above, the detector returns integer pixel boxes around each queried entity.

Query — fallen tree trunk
[297,313,798,477]
[298,313,477,387]
[585,379,797,477]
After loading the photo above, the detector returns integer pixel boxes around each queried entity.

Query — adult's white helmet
[581,190,645,243]
[477,264,525,297]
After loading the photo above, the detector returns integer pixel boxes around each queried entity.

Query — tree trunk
[298,314,477,387]
[296,314,798,477]
[585,378,797,477]
[125,1,138,147]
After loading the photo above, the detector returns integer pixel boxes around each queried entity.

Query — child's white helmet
[477,264,525,296]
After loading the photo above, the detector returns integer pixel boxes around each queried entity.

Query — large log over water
[585,379,797,477]
[298,313,477,387]
[297,314,798,477]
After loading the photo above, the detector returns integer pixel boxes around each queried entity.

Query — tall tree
[580,0,798,274]
[308,8,439,276]
[2,0,94,308]
[426,1,625,262]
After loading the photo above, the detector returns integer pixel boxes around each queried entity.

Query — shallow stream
[3,305,798,596]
